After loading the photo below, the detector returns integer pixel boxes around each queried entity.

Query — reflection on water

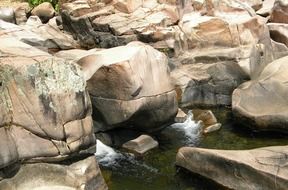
[96,107,288,190]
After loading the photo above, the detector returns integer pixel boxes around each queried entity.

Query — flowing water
[95,108,288,190]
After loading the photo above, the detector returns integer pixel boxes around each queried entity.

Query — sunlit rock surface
[0,156,107,190]
[176,146,288,190]
[0,37,95,165]
[78,41,178,132]
[233,55,288,133]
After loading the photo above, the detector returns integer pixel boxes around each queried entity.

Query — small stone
[195,110,217,126]
[203,123,222,134]
[122,135,158,155]
[175,108,187,123]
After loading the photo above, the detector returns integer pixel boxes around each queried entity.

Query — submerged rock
[232,55,288,133]
[122,135,159,155]
[203,123,222,134]
[176,146,288,190]
[0,156,108,190]
[79,41,178,132]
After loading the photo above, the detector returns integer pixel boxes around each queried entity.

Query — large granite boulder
[176,146,288,190]
[232,55,288,132]
[78,41,178,132]
[0,156,108,190]
[0,37,95,167]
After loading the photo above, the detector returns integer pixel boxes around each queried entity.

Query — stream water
[95,108,288,190]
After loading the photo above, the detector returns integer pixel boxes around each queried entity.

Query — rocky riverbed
[1,0,288,189]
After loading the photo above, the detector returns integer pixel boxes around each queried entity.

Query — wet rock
[194,110,217,126]
[31,2,55,23]
[203,123,222,134]
[175,108,187,123]
[0,7,15,24]
[232,55,288,133]
[79,41,178,132]
[0,37,95,165]
[176,146,288,190]
[14,2,30,25]
[270,0,288,23]
[122,135,159,154]
[0,156,108,190]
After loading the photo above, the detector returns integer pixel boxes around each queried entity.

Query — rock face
[0,156,108,190]
[169,0,275,107]
[176,146,288,190]
[78,41,178,132]
[122,135,159,154]
[0,37,95,167]
[232,55,288,132]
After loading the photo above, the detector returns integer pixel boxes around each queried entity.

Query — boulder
[113,0,143,13]
[122,135,158,154]
[171,52,249,106]
[203,123,222,134]
[31,2,55,23]
[0,37,95,166]
[268,23,288,47]
[170,0,274,107]
[78,41,178,132]
[0,156,108,190]
[14,2,30,25]
[176,146,288,190]
[194,110,217,126]
[175,108,187,123]
[232,55,288,132]
[270,0,288,23]
[0,7,15,24]
[256,0,275,17]
[0,19,79,51]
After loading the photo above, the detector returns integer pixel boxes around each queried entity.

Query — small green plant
[28,0,59,11]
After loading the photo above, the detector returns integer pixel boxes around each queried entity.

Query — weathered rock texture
[169,0,276,107]
[78,41,178,132]
[60,0,179,49]
[0,156,108,190]
[0,18,79,51]
[122,135,158,154]
[176,146,288,190]
[270,0,288,23]
[232,55,288,133]
[0,37,95,167]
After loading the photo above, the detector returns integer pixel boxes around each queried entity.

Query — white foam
[170,110,202,143]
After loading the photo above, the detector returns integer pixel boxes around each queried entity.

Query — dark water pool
[98,107,288,190]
